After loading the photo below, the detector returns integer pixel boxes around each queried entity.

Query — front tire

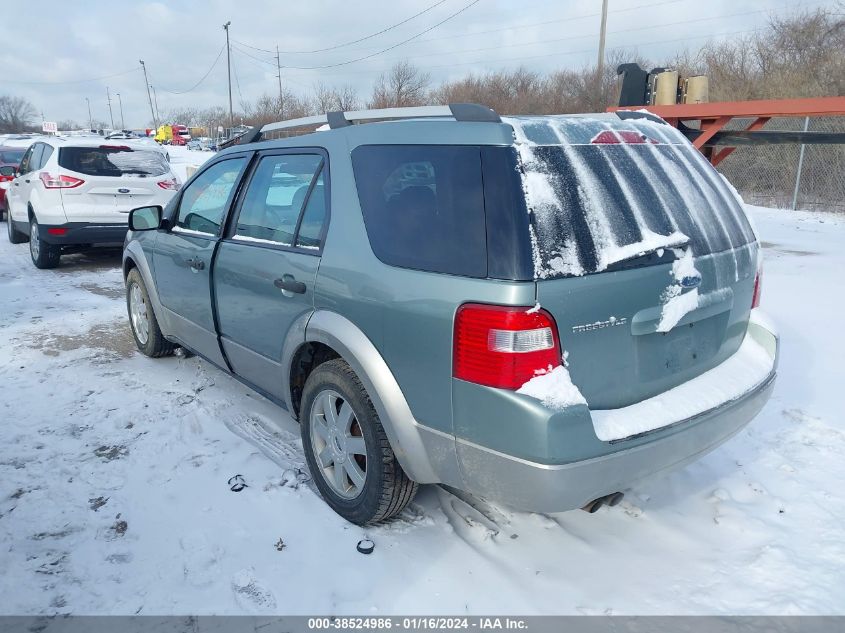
[301,359,418,525]
[29,217,60,269]
[7,213,27,244]
[126,268,175,357]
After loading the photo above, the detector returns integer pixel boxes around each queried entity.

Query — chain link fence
[715,116,845,213]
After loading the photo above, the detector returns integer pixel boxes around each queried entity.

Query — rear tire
[6,213,27,244]
[301,359,418,525]
[126,268,175,358]
[29,217,60,269]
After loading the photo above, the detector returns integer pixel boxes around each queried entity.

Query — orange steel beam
[710,116,770,166]
[608,95,845,120]
[609,96,845,164]
[693,116,732,150]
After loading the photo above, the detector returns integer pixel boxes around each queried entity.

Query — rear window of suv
[507,116,757,278]
[352,145,487,278]
[59,146,169,177]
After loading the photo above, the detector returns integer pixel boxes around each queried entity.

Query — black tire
[301,359,418,525]
[126,268,175,358]
[6,212,27,244]
[29,217,60,269]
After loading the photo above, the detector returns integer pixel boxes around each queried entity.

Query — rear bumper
[35,222,128,246]
[452,313,779,512]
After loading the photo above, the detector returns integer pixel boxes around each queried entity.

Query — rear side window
[37,145,53,169]
[59,146,169,177]
[27,144,44,173]
[352,145,486,278]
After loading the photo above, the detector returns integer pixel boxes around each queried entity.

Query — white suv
[6,137,180,268]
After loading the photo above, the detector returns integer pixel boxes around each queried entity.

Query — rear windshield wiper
[605,237,690,272]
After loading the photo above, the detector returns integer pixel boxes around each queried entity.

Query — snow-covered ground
[0,205,843,615]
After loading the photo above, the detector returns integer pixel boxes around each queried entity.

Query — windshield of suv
[58,146,170,177]
[506,116,757,279]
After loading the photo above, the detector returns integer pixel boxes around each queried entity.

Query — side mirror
[129,205,163,231]
[0,166,15,177]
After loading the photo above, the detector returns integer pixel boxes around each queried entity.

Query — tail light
[752,267,763,309]
[454,303,562,390]
[47,227,68,236]
[39,173,84,189]
[157,177,179,190]
[0,175,13,183]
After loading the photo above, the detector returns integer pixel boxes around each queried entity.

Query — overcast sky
[2,0,837,128]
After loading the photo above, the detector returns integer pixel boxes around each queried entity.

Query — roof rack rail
[224,103,500,148]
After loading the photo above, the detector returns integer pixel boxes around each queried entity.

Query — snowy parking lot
[0,205,843,615]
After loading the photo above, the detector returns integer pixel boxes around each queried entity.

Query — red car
[0,146,26,220]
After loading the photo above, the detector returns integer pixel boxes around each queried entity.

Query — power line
[234,0,449,55]
[277,0,482,70]
[154,44,226,95]
[284,0,829,72]
[288,26,766,78]
[339,0,690,52]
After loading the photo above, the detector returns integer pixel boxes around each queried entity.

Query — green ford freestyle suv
[122,104,778,525]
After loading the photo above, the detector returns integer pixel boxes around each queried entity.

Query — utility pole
[223,21,233,127]
[596,0,609,95]
[139,60,158,129]
[116,93,125,129]
[106,86,115,129]
[150,85,160,123]
[85,97,93,130]
[275,45,283,112]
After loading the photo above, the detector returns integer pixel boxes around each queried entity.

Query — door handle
[274,275,306,294]
[24,179,30,183]
[186,257,205,271]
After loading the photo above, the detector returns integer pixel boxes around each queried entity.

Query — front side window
[17,146,34,174]
[352,145,487,277]
[235,153,324,247]
[175,157,246,235]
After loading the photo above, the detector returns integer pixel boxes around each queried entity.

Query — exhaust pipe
[581,492,624,513]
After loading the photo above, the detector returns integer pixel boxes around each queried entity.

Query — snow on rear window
[505,116,757,280]
[59,147,169,177]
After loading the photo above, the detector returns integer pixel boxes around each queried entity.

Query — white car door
[7,144,40,221]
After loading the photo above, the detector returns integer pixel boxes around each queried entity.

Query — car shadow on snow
[57,247,123,273]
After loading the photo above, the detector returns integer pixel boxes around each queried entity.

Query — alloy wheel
[309,390,368,499]
[129,282,150,345]
[29,221,39,260]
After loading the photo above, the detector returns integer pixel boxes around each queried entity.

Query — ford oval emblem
[679,274,702,289]
[118,188,130,194]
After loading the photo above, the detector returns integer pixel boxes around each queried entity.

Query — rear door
[213,150,328,400]
[153,155,250,366]
[509,117,759,409]
[9,143,42,215]
[57,145,175,223]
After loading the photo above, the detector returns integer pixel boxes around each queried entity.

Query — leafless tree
[0,95,37,133]
[368,61,431,108]
[313,82,361,112]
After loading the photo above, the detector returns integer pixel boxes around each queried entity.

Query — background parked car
[6,137,180,268]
